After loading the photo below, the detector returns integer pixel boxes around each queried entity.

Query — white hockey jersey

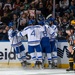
[51,24,58,33]
[50,24,58,41]
[41,24,55,39]
[17,25,44,46]
[8,28,22,47]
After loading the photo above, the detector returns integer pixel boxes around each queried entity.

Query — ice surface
[0,68,74,75]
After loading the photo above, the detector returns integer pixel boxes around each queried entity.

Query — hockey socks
[66,58,74,71]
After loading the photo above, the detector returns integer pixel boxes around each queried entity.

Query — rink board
[0,41,72,68]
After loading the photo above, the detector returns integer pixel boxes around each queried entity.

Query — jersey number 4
[31,30,35,36]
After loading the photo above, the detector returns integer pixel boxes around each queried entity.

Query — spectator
[23,0,30,10]
[55,4,63,17]
[1,12,10,25]
[0,16,3,26]
[0,0,75,41]
[61,17,69,38]
[69,10,75,20]
[37,2,46,17]
[69,1,75,13]
[13,0,21,10]
[12,13,18,28]
[12,0,23,15]
[18,12,27,31]
[59,0,69,11]
[46,0,53,7]
[0,2,3,16]
[3,0,12,10]
[1,25,9,40]
[3,5,11,16]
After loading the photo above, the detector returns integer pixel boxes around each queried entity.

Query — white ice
[0,68,75,75]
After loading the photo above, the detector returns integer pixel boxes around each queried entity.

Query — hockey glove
[11,31,17,37]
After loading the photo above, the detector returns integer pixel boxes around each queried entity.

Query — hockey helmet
[28,19,36,25]
[38,15,45,21]
[38,21,44,25]
[28,20,33,25]
[8,22,13,27]
[31,20,35,24]
[44,19,49,25]
[48,17,55,22]
[71,20,75,25]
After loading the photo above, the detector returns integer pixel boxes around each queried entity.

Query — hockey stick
[46,14,52,19]
[8,38,14,65]
[7,19,21,65]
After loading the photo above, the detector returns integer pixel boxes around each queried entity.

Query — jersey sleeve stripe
[25,26,32,30]
[20,32,23,37]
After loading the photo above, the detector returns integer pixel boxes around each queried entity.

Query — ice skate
[48,61,52,69]
[66,62,74,71]
[38,61,42,69]
[66,67,74,71]
[74,69,75,72]
[51,63,57,69]
[42,60,45,69]
[24,61,31,65]
[21,61,26,67]
[30,63,35,68]
[48,61,57,69]
[48,64,52,69]
[35,61,42,69]
[44,63,49,69]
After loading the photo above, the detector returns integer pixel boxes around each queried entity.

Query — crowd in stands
[0,0,75,40]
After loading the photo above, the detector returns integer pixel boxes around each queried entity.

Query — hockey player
[38,21,54,68]
[17,20,44,68]
[8,22,26,67]
[66,21,75,71]
[48,18,58,68]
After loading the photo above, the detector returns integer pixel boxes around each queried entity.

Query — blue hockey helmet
[31,20,35,24]
[8,22,13,27]
[38,21,44,25]
[38,15,45,21]
[48,17,55,22]
[44,19,49,25]
[28,20,33,25]
[28,20,35,25]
